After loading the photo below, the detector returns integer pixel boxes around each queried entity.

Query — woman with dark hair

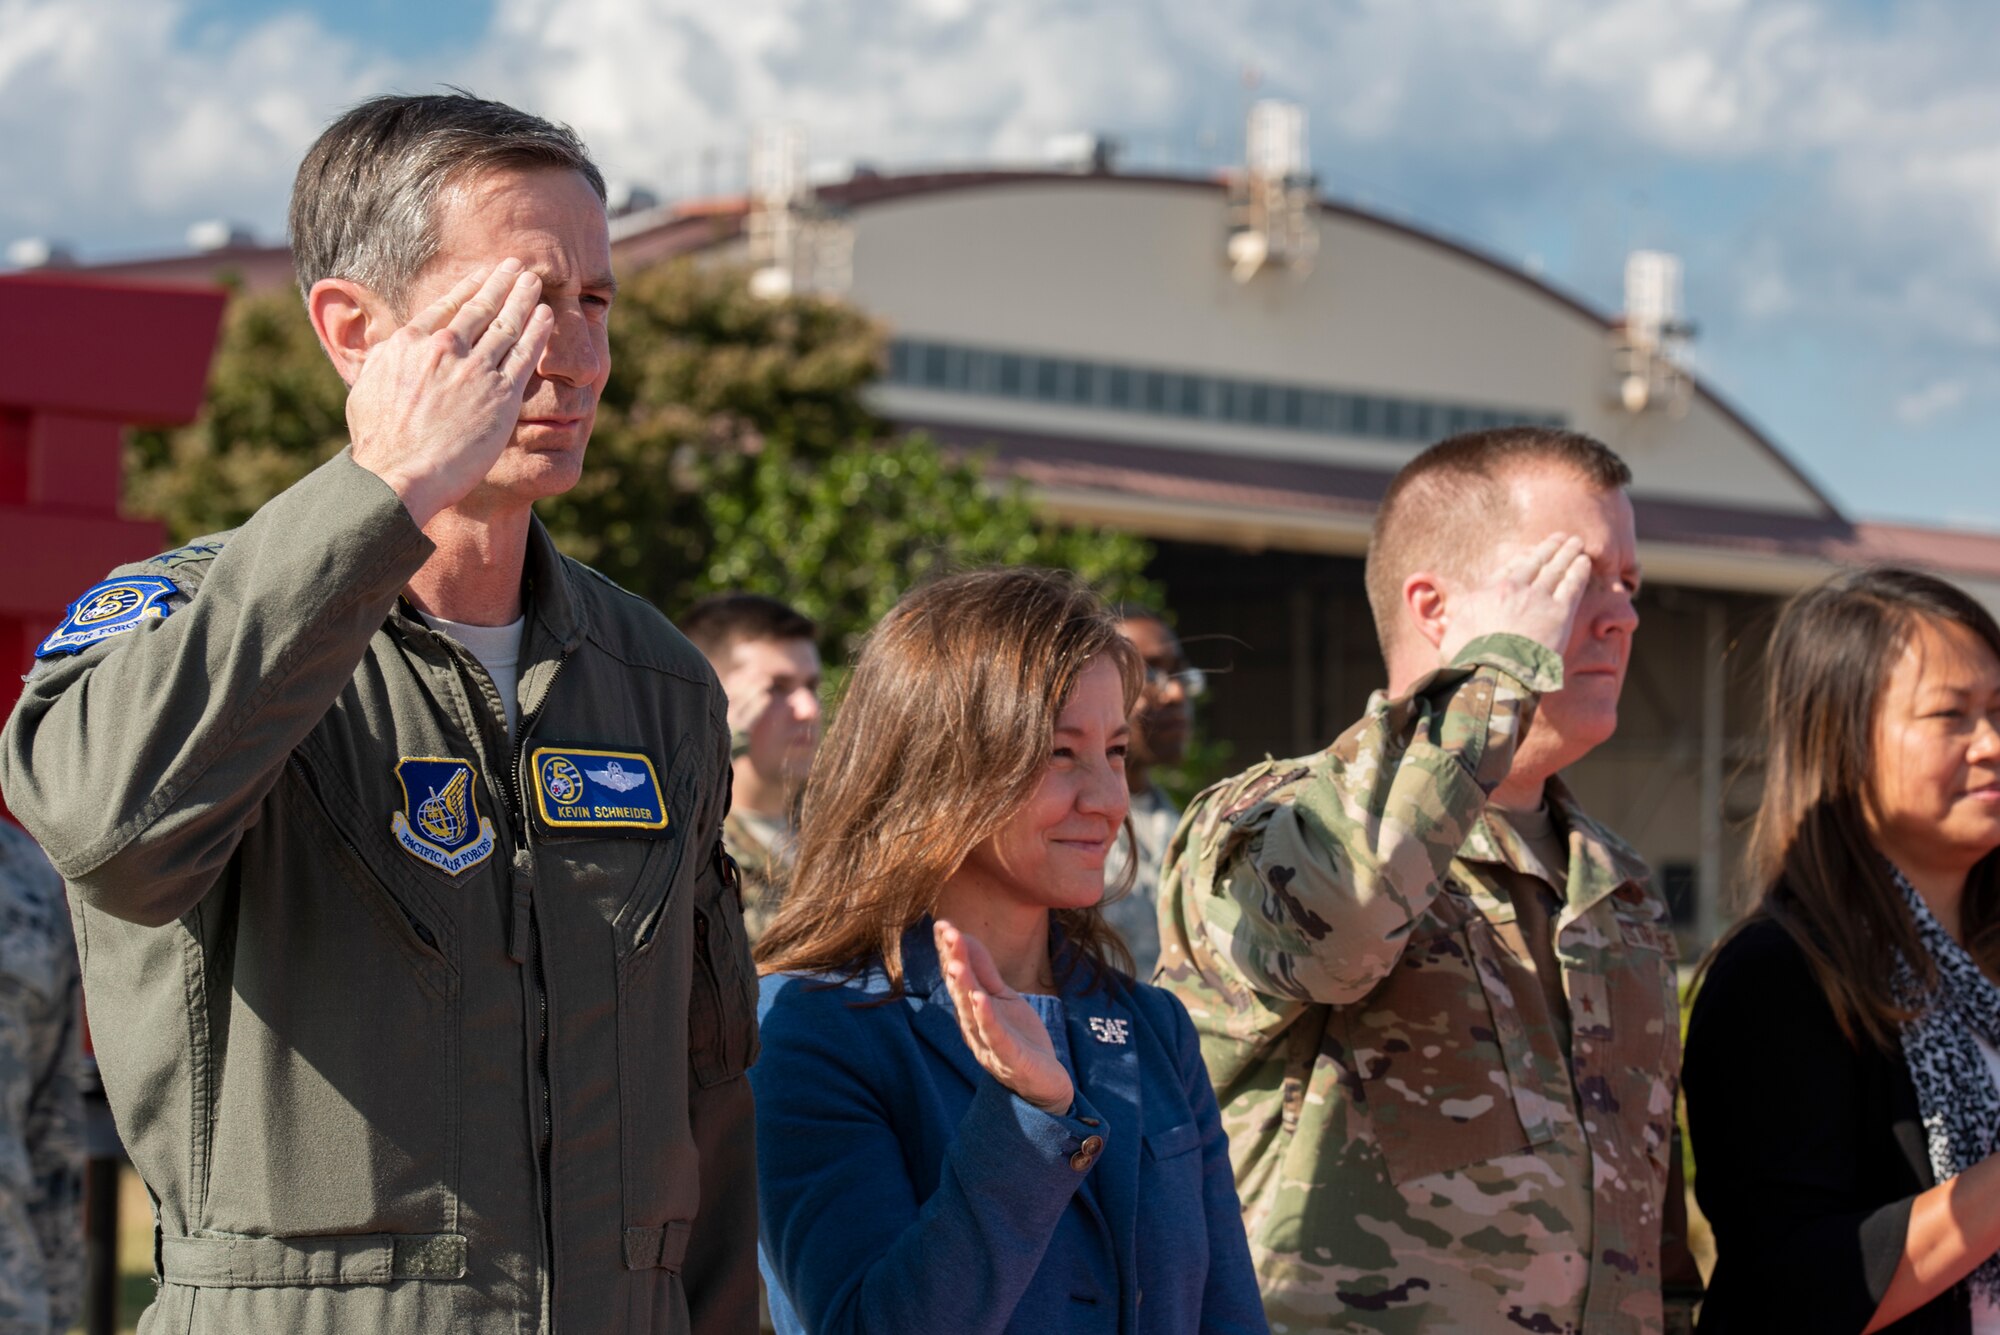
[750,567,1266,1335]
[1686,565,2000,1333]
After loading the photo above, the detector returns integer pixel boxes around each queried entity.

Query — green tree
[125,280,348,536]
[124,261,1155,661]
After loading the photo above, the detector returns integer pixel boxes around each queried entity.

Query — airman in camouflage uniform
[723,804,796,943]
[0,820,83,1335]
[683,595,821,943]
[1160,429,1689,1333]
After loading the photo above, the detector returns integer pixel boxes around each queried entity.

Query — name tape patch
[390,756,497,876]
[35,576,179,659]
[530,747,667,831]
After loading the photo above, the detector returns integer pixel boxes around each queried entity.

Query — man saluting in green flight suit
[1,93,759,1334]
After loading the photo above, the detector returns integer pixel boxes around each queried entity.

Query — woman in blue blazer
[751,568,1266,1335]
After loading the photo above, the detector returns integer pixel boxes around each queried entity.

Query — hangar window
[1245,384,1271,425]
[883,337,1563,445]
[1180,376,1207,418]
[1040,357,1072,399]
[921,343,952,388]
[1071,361,1099,406]
[961,348,992,395]
[1216,380,1240,422]
[1107,367,1133,408]
[1298,391,1327,431]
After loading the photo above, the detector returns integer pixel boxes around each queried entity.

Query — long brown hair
[1711,565,2000,1049]
[755,567,1142,993]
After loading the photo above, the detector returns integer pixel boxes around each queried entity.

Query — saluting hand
[1438,531,1592,663]
[934,920,1074,1117]
[347,259,555,528]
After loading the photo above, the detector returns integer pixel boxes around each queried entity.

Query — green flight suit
[0,453,760,1334]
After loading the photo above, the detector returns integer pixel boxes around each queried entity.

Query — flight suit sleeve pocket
[1349,925,1541,1184]
[690,841,759,1087]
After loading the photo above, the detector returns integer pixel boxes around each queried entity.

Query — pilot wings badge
[585,761,647,792]
[390,756,496,876]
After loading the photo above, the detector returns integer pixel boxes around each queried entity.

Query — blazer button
[1070,1134,1104,1172]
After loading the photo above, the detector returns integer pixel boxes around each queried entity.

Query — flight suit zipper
[507,650,569,1328]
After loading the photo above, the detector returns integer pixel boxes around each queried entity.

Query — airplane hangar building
[610,163,2000,947]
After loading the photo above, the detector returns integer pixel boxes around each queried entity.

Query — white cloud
[7,0,2000,519]
[0,0,388,250]
[1897,378,1969,426]
[5,0,1998,289]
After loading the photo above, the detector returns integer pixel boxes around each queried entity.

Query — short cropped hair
[1107,603,1168,628]
[682,594,818,672]
[289,90,606,311]
[1364,427,1632,656]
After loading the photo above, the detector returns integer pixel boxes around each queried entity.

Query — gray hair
[289,90,607,311]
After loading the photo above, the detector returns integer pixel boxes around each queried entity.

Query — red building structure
[0,275,225,821]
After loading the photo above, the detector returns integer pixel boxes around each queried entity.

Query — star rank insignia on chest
[390,757,497,876]
[1088,1017,1130,1045]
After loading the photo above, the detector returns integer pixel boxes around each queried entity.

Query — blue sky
[3,0,1994,530]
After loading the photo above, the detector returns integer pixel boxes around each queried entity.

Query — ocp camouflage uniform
[0,821,83,1335]
[723,808,794,944]
[1158,634,1680,1335]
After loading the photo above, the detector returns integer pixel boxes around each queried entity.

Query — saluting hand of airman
[346,259,554,527]
[1438,532,1592,663]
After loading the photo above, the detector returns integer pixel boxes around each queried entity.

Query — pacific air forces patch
[390,757,497,876]
[529,746,667,833]
[35,576,179,658]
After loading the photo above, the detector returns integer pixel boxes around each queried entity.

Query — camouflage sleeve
[0,827,84,1332]
[27,949,83,1332]
[722,812,780,946]
[1195,632,1561,1005]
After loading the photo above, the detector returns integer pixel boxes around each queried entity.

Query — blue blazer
[752,921,1267,1335]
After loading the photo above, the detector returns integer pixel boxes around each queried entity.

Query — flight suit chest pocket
[529,740,688,953]
[1348,918,1554,1184]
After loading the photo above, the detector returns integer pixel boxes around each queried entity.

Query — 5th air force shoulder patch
[391,757,497,876]
[35,576,179,658]
[530,746,667,832]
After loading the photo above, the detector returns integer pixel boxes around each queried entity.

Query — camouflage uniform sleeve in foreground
[0,824,84,1335]
[1190,632,1561,1006]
